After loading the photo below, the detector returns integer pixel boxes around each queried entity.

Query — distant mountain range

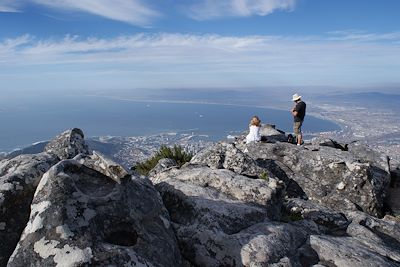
[311,92,400,109]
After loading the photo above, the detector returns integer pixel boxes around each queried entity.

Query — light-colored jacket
[246,125,261,144]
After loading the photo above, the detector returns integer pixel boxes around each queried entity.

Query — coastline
[2,94,398,168]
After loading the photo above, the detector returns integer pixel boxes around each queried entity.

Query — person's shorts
[293,121,303,135]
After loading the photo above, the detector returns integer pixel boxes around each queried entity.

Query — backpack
[287,134,297,144]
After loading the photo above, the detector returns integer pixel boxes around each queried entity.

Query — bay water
[0,93,340,152]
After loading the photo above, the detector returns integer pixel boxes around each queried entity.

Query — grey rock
[347,141,391,173]
[259,124,287,143]
[345,211,400,262]
[75,151,129,184]
[149,158,178,177]
[174,220,317,267]
[152,165,285,216]
[0,153,58,266]
[190,142,267,178]
[190,142,226,169]
[284,198,349,235]
[150,164,321,266]
[8,159,182,267]
[310,235,400,267]
[44,128,89,160]
[245,142,391,217]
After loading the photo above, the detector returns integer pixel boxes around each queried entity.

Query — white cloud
[328,30,400,42]
[0,0,22,12]
[188,0,296,20]
[0,0,160,26]
[32,0,160,26]
[1,32,400,88]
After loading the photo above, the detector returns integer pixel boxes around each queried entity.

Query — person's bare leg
[297,133,302,145]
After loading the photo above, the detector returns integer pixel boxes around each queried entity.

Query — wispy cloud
[1,32,400,88]
[0,0,160,26]
[0,0,22,12]
[328,30,400,42]
[187,0,296,20]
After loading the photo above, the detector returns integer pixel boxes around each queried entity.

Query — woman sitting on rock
[246,116,261,144]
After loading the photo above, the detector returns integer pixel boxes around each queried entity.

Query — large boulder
[245,141,391,217]
[44,128,89,160]
[190,142,267,178]
[347,142,390,173]
[259,124,287,143]
[150,164,322,266]
[0,128,94,266]
[8,159,182,266]
[0,153,58,266]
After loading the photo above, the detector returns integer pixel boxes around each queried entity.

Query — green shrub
[133,145,193,176]
[259,171,269,181]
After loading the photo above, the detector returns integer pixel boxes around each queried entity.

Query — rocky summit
[0,126,399,267]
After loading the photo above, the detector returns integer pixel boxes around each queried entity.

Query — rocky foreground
[0,127,399,267]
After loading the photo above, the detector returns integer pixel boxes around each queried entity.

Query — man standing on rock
[291,93,306,146]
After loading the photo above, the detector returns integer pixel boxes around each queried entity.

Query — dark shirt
[293,101,306,122]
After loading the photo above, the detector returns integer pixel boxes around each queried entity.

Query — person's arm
[292,104,298,116]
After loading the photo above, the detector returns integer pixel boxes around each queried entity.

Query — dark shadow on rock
[319,139,348,151]
[261,134,288,143]
[360,219,400,251]
[103,221,138,247]
[256,159,308,199]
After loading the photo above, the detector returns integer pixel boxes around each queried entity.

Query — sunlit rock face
[0,127,89,266]
[44,128,89,160]
[8,159,181,267]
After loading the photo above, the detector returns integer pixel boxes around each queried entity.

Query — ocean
[0,93,340,152]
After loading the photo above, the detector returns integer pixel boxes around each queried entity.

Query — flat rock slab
[152,165,284,217]
[310,235,400,267]
[151,164,319,266]
[175,220,318,267]
[345,211,400,262]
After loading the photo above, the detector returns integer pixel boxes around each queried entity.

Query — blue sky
[1,0,400,91]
